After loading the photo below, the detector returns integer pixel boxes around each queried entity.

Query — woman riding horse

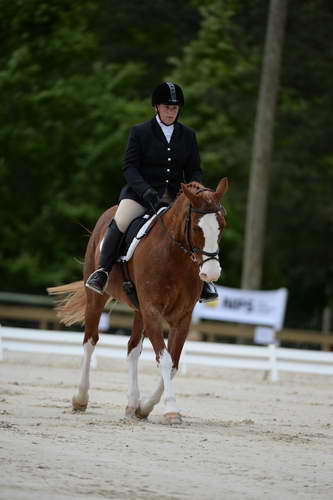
[85,82,218,302]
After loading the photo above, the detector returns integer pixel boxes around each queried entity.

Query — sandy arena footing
[1,351,332,500]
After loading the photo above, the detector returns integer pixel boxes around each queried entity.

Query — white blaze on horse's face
[198,213,221,282]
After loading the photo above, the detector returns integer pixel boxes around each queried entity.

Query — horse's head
[181,178,228,283]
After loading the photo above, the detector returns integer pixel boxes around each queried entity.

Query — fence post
[0,332,3,361]
[180,347,187,375]
[268,343,279,381]
[189,316,201,341]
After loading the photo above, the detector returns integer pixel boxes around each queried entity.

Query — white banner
[193,286,288,330]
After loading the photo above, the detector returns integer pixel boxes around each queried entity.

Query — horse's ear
[181,183,198,205]
[214,177,229,202]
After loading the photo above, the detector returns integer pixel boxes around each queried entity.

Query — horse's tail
[47,281,86,326]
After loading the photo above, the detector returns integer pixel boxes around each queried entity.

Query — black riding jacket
[120,117,203,205]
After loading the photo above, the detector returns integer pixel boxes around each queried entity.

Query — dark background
[1,0,332,330]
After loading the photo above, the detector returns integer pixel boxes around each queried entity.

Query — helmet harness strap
[155,107,181,126]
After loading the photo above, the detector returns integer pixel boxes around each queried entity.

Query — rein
[156,188,226,265]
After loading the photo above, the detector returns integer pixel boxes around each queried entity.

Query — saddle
[118,206,168,260]
[118,206,168,309]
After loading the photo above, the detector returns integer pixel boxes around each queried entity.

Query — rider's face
[155,104,180,125]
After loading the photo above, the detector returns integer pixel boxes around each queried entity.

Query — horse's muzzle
[199,261,221,282]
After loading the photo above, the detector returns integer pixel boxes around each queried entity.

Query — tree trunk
[241,0,288,290]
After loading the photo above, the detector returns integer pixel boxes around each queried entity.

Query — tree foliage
[92,0,201,91]
[0,0,147,288]
[171,0,333,327]
[171,0,262,286]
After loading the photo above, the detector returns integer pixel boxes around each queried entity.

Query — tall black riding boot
[85,219,123,295]
[199,282,218,303]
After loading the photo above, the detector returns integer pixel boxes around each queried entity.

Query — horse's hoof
[72,395,88,412]
[125,406,138,419]
[135,408,149,420]
[163,412,182,425]
[135,406,150,420]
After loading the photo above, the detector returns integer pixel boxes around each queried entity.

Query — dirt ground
[0,351,332,500]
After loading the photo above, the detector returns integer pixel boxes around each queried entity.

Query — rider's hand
[143,187,160,212]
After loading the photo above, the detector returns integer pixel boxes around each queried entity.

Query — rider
[85,82,218,302]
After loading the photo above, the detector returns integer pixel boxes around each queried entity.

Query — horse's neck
[163,196,187,237]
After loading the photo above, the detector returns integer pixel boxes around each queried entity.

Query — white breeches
[114,199,146,233]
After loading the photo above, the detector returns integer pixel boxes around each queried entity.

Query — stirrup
[85,268,108,295]
[199,282,218,303]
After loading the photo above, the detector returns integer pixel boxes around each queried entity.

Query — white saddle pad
[99,207,167,263]
[120,207,167,262]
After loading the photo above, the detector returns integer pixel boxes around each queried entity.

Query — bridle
[157,188,227,265]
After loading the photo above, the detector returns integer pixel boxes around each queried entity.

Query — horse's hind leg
[72,291,108,412]
[125,311,144,418]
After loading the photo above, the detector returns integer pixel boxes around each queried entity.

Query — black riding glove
[142,187,160,212]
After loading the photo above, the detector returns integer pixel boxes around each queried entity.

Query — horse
[48,178,228,424]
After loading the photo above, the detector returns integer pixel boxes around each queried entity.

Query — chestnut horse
[48,178,228,424]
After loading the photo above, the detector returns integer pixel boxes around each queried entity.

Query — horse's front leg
[72,292,107,411]
[135,369,177,420]
[136,311,182,424]
[126,311,144,418]
[161,312,193,423]
[167,313,193,372]
[159,349,181,424]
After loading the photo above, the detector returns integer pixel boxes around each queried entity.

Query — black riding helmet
[152,82,184,125]
[151,82,185,107]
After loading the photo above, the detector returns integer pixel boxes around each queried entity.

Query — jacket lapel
[151,117,168,146]
[170,122,182,145]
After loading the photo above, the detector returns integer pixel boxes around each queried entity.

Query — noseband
[158,188,226,265]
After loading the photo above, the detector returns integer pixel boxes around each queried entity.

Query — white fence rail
[1,327,333,381]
